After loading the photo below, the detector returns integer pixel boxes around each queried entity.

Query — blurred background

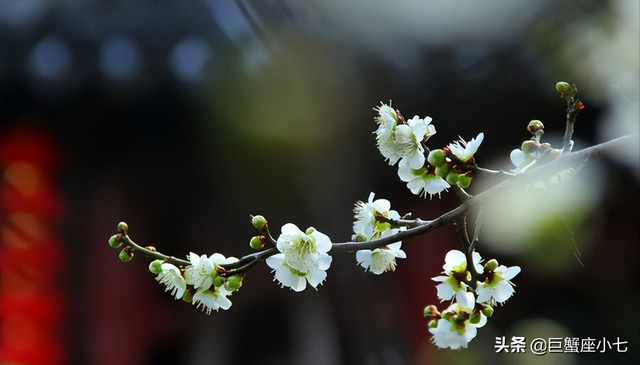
[0,1,638,365]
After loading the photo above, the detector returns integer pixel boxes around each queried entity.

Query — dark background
[1,1,638,365]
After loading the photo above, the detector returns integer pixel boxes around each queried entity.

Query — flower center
[283,236,317,272]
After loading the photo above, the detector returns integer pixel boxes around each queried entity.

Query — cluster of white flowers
[353,192,406,274]
[429,292,487,350]
[427,249,521,349]
[151,252,242,314]
[374,102,485,198]
[140,101,527,352]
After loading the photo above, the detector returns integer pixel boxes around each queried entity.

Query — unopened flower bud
[527,120,545,136]
[250,236,265,250]
[456,175,471,189]
[521,140,539,155]
[445,171,459,185]
[182,289,193,303]
[482,305,494,318]
[225,275,243,291]
[211,274,224,288]
[435,165,449,178]
[423,304,440,319]
[251,215,267,230]
[119,248,133,262]
[354,233,368,242]
[117,221,128,234]
[469,312,482,324]
[441,311,453,321]
[108,234,122,248]
[555,81,575,97]
[428,319,438,329]
[485,259,499,272]
[149,260,163,274]
[427,149,446,167]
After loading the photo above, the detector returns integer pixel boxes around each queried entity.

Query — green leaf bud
[427,149,446,166]
[456,175,471,189]
[108,234,123,248]
[250,236,265,250]
[251,215,267,230]
[119,248,133,262]
[149,260,164,274]
[485,259,499,272]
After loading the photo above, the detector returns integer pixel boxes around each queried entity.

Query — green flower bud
[354,233,368,242]
[527,120,545,136]
[428,319,438,329]
[423,304,440,319]
[119,248,133,262]
[441,311,452,321]
[427,149,446,166]
[555,81,575,97]
[108,234,123,248]
[213,275,224,288]
[117,221,128,234]
[485,259,499,272]
[225,275,243,291]
[251,215,267,230]
[456,175,471,189]
[149,260,164,274]
[469,312,482,324]
[435,164,449,178]
[482,305,494,318]
[521,140,540,155]
[445,171,459,185]
[250,236,265,250]
[182,290,193,303]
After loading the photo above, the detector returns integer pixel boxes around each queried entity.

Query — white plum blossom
[353,192,401,241]
[429,292,487,349]
[374,102,404,165]
[184,253,215,291]
[192,286,233,314]
[398,160,450,198]
[448,133,484,162]
[266,223,333,292]
[394,115,435,169]
[356,241,407,275]
[476,264,521,304]
[432,250,483,301]
[353,192,407,274]
[184,252,239,313]
[374,103,437,168]
[155,263,187,300]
